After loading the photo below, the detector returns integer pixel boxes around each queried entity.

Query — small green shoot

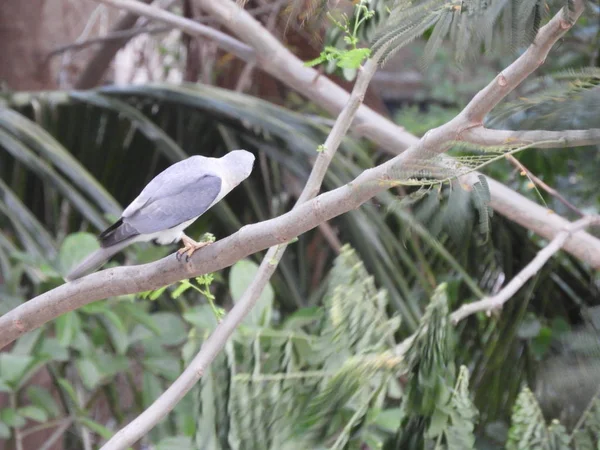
[304,0,374,70]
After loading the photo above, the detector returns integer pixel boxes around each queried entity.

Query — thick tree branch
[100,55,382,450]
[463,127,600,148]
[93,0,257,65]
[450,215,600,323]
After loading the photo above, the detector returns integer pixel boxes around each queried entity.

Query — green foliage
[186,244,403,449]
[371,0,567,67]
[305,0,375,77]
[507,387,570,450]
[230,259,274,327]
[386,285,478,449]
[404,284,455,417]
[444,366,478,449]
[572,397,600,450]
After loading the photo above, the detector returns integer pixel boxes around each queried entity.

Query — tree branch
[93,0,257,65]
[462,127,600,148]
[450,215,600,323]
[461,4,584,123]
[48,25,172,58]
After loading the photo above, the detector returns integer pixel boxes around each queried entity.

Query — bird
[65,149,255,281]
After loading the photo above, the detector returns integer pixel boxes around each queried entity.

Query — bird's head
[223,149,255,186]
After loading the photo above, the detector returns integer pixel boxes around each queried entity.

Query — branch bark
[92,0,257,68]
[462,127,600,148]
[450,215,600,323]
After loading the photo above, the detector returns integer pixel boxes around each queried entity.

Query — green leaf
[78,417,113,439]
[136,313,187,347]
[143,356,181,381]
[373,408,402,432]
[11,327,44,355]
[0,422,10,439]
[230,259,274,327]
[337,48,371,68]
[55,311,81,347]
[26,386,61,418]
[94,352,129,378]
[0,353,34,386]
[171,281,192,299]
[0,379,10,393]
[37,338,69,362]
[76,358,103,390]
[304,55,327,67]
[0,408,26,428]
[99,309,129,354]
[282,307,322,330]
[17,406,48,423]
[142,372,163,407]
[57,378,80,407]
[117,301,161,335]
[58,232,100,275]
[183,305,218,330]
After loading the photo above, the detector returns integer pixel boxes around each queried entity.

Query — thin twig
[505,154,584,217]
[38,418,75,450]
[48,25,172,58]
[11,393,23,450]
[450,215,600,323]
[94,0,256,63]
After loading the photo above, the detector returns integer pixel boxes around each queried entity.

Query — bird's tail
[64,241,131,282]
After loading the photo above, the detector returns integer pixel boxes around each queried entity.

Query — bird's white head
[222,149,255,186]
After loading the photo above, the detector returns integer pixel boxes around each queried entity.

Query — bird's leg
[176,234,212,262]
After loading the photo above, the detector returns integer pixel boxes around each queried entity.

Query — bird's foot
[176,235,213,262]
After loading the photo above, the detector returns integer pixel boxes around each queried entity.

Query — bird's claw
[176,239,211,263]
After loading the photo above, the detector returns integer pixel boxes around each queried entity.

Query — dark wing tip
[99,218,139,247]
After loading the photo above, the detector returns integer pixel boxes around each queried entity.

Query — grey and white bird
[65,150,255,281]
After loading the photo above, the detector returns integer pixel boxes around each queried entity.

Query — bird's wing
[124,174,223,234]
[122,156,214,217]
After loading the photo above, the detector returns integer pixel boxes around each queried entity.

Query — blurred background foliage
[0,0,600,448]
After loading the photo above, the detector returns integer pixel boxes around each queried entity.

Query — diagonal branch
[49,25,172,58]
[460,4,584,123]
[450,215,600,323]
